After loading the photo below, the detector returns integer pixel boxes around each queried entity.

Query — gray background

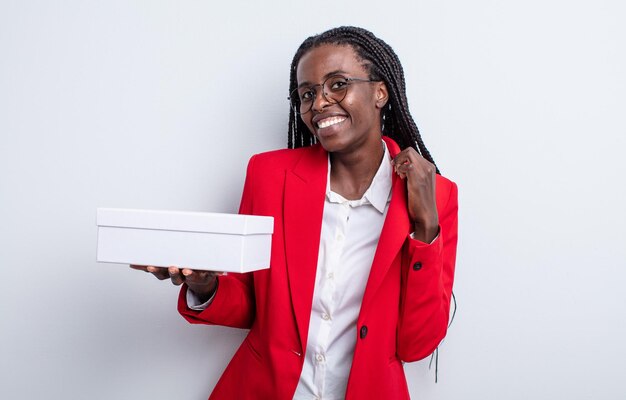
[1,0,625,399]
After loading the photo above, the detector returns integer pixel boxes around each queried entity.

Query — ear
[375,81,389,109]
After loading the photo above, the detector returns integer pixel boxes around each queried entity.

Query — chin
[315,135,345,153]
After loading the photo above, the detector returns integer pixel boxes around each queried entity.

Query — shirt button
[322,313,330,321]
[327,272,334,279]
[316,354,325,362]
[360,325,368,339]
[413,262,423,271]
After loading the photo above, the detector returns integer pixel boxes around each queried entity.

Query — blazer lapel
[360,137,411,312]
[283,145,327,350]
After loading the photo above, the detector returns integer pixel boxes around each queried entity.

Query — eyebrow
[297,70,349,88]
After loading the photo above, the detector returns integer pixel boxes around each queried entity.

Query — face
[296,44,388,154]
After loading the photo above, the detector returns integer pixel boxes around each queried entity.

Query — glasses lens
[323,75,349,104]
[289,87,311,115]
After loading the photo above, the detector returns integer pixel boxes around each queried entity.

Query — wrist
[189,277,218,304]
[412,222,439,243]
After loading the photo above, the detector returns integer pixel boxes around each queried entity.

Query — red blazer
[178,136,458,399]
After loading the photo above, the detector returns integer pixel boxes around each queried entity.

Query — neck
[329,136,385,200]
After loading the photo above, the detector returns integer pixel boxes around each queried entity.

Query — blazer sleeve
[177,155,259,329]
[396,179,458,362]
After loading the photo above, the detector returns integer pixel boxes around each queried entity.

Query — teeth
[317,116,346,129]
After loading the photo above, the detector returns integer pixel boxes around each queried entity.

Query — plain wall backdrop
[1,1,625,399]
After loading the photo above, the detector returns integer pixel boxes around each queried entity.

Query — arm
[177,155,260,329]
[397,181,458,362]
[177,273,255,329]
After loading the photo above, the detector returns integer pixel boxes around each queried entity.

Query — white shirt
[188,141,392,400]
[293,142,392,400]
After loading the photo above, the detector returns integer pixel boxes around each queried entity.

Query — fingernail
[182,269,192,276]
[147,266,155,272]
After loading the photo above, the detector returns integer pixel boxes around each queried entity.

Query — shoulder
[435,174,458,211]
[435,174,457,192]
[247,145,322,174]
[252,146,313,164]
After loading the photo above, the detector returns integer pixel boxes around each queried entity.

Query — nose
[311,88,331,113]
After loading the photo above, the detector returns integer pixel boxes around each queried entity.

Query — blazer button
[360,325,368,339]
[413,262,422,271]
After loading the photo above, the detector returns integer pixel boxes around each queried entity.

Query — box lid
[96,208,273,235]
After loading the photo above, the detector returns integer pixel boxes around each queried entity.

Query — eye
[300,89,315,102]
[329,78,348,91]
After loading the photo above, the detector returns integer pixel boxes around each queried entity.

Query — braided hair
[287,26,439,173]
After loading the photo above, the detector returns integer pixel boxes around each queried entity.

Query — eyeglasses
[289,74,379,115]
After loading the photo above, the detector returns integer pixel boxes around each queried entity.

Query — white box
[96,208,273,272]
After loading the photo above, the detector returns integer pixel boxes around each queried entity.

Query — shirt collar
[325,140,392,213]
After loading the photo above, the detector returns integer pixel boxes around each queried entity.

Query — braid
[287,26,440,174]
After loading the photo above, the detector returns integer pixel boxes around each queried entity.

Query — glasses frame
[289,74,380,115]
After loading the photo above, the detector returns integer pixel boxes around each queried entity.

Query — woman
[133,26,458,400]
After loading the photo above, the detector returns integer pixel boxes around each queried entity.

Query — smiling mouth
[316,116,347,129]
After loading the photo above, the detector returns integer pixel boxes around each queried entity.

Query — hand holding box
[130,264,219,302]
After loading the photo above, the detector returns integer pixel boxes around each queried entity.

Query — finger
[146,266,170,280]
[394,162,414,180]
[393,155,421,170]
[168,266,185,286]
[181,268,193,277]
[395,153,434,178]
[182,268,219,285]
[395,161,414,174]
[392,152,414,174]
[392,148,419,163]
[392,156,415,179]
[130,264,149,272]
